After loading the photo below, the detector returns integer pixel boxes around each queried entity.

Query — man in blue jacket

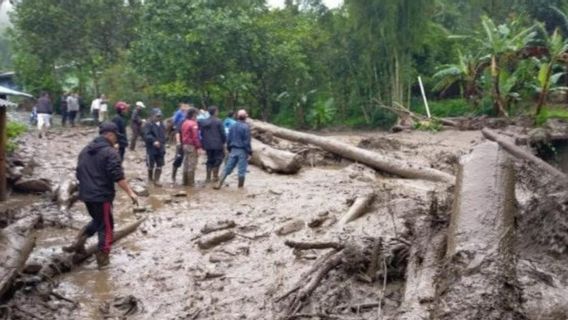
[63,122,138,268]
[214,109,252,189]
[143,108,167,187]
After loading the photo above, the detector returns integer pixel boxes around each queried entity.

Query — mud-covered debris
[173,191,188,197]
[100,295,144,318]
[201,220,237,235]
[197,230,236,249]
[13,178,52,194]
[276,219,305,236]
[130,178,149,197]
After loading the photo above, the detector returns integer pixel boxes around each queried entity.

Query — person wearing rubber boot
[111,101,130,162]
[143,108,167,187]
[172,103,190,184]
[180,108,202,186]
[63,122,138,269]
[199,106,226,183]
[214,109,252,190]
[130,101,146,151]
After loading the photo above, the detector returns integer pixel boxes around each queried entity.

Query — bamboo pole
[418,76,431,119]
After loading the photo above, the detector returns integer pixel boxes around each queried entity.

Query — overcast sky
[267,0,343,9]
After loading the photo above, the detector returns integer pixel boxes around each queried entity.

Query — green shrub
[307,98,336,129]
[6,121,27,153]
[413,119,443,132]
[536,107,568,126]
[426,98,474,117]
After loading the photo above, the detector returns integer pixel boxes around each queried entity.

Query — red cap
[114,101,129,111]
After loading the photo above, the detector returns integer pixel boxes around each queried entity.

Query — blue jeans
[224,148,248,178]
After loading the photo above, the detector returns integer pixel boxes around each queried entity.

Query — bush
[425,98,474,117]
[6,121,27,153]
[536,107,568,126]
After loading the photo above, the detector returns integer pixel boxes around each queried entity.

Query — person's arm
[244,126,252,155]
[219,120,227,145]
[106,150,138,204]
[117,179,138,205]
[191,122,201,149]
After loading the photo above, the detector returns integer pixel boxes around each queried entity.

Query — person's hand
[154,141,161,148]
[130,193,139,206]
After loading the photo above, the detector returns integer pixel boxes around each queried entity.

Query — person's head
[186,107,198,120]
[114,101,129,115]
[135,101,145,110]
[180,103,190,111]
[237,109,248,121]
[41,91,49,98]
[99,122,119,145]
[100,94,106,99]
[207,106,218,117]
[152,108,162,121]
[227,111,234,119]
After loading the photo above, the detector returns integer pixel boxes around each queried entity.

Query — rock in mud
[130,178,149,197]
[275,219,304,236]
[197,230,236,250]
[343,163,377,182]
[13,178,52,194]
[53,177,79,212]
[201,220,236,234]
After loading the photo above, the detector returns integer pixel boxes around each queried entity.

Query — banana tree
[433,50,488,105]
[535,28,568,116]
[478,16,537,117]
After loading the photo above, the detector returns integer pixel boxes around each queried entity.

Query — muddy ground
[1,114,568,320]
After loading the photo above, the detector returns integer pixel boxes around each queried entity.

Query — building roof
[0,84,33,98]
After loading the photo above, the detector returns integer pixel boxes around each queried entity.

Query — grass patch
[536,107,568,126]
[421,98,474,118]
[6,121,27,153]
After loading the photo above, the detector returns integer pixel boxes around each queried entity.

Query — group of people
[63,99,253,268]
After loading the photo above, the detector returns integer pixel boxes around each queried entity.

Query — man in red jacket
[180,108,202,186]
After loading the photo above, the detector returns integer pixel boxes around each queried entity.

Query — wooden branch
[284,240,344,251]
[0,215,39,298]
[39,218,146,280]
[339,192,376,225]
[482,128,568,182]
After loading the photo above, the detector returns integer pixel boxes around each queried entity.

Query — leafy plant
[307,98,336,129]
[6,121,27,153]
[535,107,568,126]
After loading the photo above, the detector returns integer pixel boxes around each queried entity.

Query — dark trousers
[173,144,184,169]
[61,110,68,126]
[119,147,126,162]
[206,149,225,169]
[84,201,114,254]
[68,111,78,127]
[92,110,99,123]
[146,150,165,170]
[130,124,142,150]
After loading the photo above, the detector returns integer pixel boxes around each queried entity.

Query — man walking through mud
[143,108,167,187]
[172,102,190,183]
[214,109,252,189]
[63,122,138,268]
[112,101,130,162]
[199,106,226,183]
[180,108,201,186]
[130,101,145,151]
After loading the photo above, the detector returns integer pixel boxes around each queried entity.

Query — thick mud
[2,116,568,320]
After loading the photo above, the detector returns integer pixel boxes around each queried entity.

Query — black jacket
[131,109,143,128]
[76,136,125,202]
[199,116,226,150]
[36,96,53,114]
[112,114,129,148]
[143,121,166,156]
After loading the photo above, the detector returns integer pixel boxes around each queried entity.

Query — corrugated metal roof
[0,85,33,98]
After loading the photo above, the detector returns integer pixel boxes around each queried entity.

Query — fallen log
[200,220,236,235]
[38,218,146,280]
[250,138,303,174]
[482,128,567,181]
[249,119,455,183]
[434,142,524,320]
[339,192,376,225]
[0,215,39,298]
[197,230,235,249]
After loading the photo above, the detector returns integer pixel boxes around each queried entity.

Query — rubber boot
[213,173,227,190]
[212,167,220,182]
[172,167,178,184]
[147,169,154,182]
[205,168,212,183]
[96,251,110,269]
[154,168,162,187]
[62,227,88,254]
[238,176,245,188]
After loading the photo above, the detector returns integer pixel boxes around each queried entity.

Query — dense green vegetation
[6,120,26,153]
[7,0,568,128]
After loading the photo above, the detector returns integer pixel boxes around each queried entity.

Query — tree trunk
[482,128,567,182]
[491,56,508,117]
[249,120,455,183]
[339,192,376,225]
[38,218,145,280]
[0,215,39,298]
[250,138,303,174]
[434,142,524,320]
[0,107,6,201]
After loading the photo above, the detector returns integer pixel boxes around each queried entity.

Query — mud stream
[4,114,567,320]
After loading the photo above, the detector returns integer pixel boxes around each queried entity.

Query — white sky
[267,0,343,9]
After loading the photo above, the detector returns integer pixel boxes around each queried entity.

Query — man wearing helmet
[111,101,130,162]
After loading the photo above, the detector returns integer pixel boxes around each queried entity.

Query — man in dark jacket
[214,109,252,189]
[60,92,68,127]
[199,106,226,182]
[143,108,167,187]
[36,92,53,138]
[111,101,130,162]
[130,101,145,151]
[63,122,138,268]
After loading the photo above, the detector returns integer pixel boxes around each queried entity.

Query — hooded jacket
[111,114,129,148]
[76,136,125,202]
[199,116,226,150]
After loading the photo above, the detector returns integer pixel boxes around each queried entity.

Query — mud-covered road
[2,114,568,320]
